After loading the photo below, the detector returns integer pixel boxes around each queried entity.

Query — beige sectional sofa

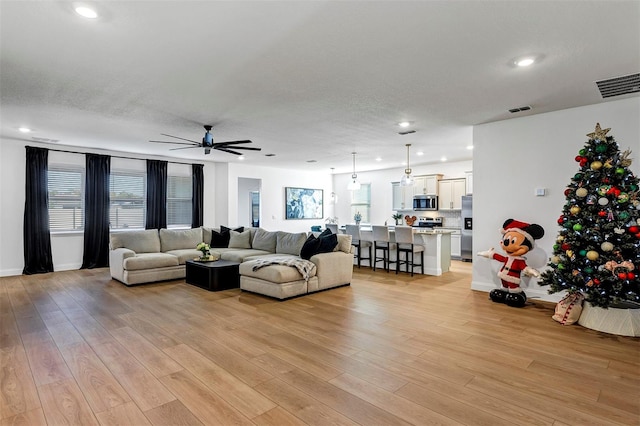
[108,227,353,299]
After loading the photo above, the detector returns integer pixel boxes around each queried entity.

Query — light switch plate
[535,188,546,196]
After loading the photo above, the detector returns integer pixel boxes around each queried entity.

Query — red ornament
[636,233,640,239]
[557,216,565,224]
[561,243,571,251]
[564,188,572,197]
[628,272,636,280]
[602,177,610,184]
[575,155,582,162]
[593,278,601,285]
[629,226,639,234]
[580,159,588,167]
[598,210,607,217]
[606,187,621,197]
[618,272,628,280]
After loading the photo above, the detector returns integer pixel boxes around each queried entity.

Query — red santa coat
[492,253,527,288]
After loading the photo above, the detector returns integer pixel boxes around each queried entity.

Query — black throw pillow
[316,233,338,254]
[211,226,244,248]
[319,228,332,238]
[300,234,320,260]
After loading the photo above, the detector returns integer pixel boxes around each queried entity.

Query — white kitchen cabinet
[413,174,442,195]
[464,171,473,194]
[438,179,466,210]
[391,182,413,211]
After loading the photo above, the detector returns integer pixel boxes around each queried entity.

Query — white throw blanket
[251,256,316,281]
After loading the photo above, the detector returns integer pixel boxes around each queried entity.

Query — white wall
[472,97,640,302]
[226,163,334,233]
[332,160,472,227]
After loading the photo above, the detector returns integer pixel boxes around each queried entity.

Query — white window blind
[350,183,371,223]
[48,166,85,232]
[109,170,146,230]
[167,164,192,228]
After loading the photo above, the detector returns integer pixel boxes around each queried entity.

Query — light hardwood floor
[1,262,638,425]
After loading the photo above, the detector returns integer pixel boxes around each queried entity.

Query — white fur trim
[501,227,535,246]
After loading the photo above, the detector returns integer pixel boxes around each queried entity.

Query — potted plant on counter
[392,213,403,225]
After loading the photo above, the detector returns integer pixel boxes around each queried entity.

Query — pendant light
[347,152,361,190]
[400,143,413,186]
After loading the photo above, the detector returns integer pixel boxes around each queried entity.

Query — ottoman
[239,258,319,300]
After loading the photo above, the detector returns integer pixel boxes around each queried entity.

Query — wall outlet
[535,188,546,196]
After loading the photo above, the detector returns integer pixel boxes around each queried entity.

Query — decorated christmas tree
[539,124,640,308]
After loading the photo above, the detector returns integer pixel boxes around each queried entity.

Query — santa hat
[501,219,544,246]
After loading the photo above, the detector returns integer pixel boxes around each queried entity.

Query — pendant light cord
[405,144,412,175]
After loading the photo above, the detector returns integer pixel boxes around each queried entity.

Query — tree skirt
[578,302,640,337]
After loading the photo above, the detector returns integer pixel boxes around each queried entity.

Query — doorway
[237,177,261,228]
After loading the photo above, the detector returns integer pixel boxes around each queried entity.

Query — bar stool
[345,224,371,268]
[372,225,396,272]
[394,226,424,276]
[326,223,339,234]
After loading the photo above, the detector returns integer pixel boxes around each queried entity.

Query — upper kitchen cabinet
[464,171,473,194]
[413,174,443,195]
[438,178,466,210]
[391,182,413,211]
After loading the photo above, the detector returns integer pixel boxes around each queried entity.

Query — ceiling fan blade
[149,140,197,146]
[169,146,201,151]
[160,133,200,144]
[215,147,244,155]
[225,146,262,151]
[213,140,252,146]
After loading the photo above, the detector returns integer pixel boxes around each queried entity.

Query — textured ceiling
[1,1,639,173]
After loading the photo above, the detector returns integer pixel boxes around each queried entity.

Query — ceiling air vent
[398,130,416,135]
[508,105,532,114]
[596,73,640,98]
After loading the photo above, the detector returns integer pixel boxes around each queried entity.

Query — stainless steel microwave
[413,195,438,211]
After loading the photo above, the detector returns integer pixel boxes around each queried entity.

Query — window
[109,170,146,230]
[167,164,192,228]
[48,166,85,232]
[350,183,371,223]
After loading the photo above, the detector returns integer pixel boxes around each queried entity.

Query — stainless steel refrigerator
[461,196,473,261]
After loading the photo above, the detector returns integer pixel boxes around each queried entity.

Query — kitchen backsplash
[402,210,462,228]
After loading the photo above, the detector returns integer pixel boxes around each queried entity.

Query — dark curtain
[81,154,111,269]
[146,159,167,229]
[192,164,204,228]
[23,146,54,274]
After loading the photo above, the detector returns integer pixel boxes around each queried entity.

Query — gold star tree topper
[586,123,611,140]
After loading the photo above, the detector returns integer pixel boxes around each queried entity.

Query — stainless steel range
[414,217,443,228]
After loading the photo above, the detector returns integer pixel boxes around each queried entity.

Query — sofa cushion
[240,258,317,283]
[219,249,271,263]
[160,228,203,252]
[252,228,278,252]
[123,253,179,271]
[334,234,353,254]
[211,226,244,248]
[164,249,202,265]
[110,229,160,254]
[276,231,308,255]
[229,229,252,248]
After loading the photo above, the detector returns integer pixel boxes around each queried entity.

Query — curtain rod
[27,145,204,166]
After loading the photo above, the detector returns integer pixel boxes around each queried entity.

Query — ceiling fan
[149,125,261,155]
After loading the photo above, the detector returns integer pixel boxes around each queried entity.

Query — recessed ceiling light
[375,157,382,162]
[398,121,411,128]
[466,145,474,150]
[515,57,535,67]
[416,151,424,156]
[75,6,98,19]
[440,156,447,162]
[238,156,245,160]
[19,127,32,133]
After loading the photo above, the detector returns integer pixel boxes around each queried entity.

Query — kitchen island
[358,227,453,276]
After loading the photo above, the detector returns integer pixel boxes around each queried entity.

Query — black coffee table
[185,259,240,291]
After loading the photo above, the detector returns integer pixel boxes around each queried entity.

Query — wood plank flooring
[1,262,638,425]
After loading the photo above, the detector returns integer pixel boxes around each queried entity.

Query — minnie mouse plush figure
[478,219,544,308]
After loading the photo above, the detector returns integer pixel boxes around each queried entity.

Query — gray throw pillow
[252,228,278,252]
[229,229,252,249]
[276,231,308,255]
